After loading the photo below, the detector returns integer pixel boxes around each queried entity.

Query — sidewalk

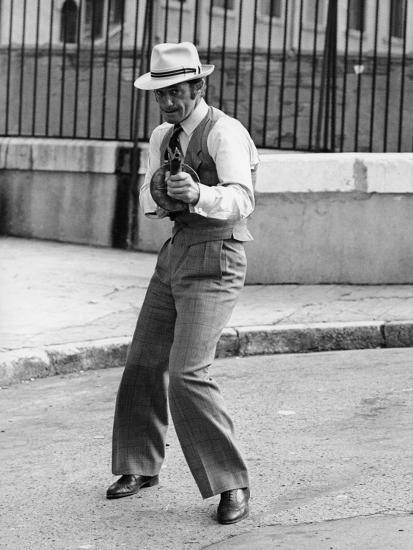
[1,236,413,386]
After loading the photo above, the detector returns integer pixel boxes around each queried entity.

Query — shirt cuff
[190,183,216,216]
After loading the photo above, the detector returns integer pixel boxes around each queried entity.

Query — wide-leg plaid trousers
[111,230,249,498]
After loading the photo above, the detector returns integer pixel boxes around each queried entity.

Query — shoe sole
[106,476,159,500]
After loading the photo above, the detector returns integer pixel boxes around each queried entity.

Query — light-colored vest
[160,106,254,244]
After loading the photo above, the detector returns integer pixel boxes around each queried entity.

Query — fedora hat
[134,42,214,90]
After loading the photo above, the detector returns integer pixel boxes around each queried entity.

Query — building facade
[1,0,412,54]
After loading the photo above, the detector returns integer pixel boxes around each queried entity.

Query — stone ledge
[0,138,132,174]
[1,139,411,193]
[0,338,130,387]
[255,152,413,194]
[236,322,385,356]
[1,322,412,387]
[215,328,239,358]
[383,321,413,348]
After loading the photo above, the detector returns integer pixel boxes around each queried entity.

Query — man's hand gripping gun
[149,147,200,213]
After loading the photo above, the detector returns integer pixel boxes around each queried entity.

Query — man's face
[154,82,199,124]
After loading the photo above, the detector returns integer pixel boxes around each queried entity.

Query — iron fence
[0,0,412,151]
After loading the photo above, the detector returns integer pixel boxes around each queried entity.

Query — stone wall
[1,138,412,284]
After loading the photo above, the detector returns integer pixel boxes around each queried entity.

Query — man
[107,42,258,525]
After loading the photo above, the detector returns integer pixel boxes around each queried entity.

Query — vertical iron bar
[101,0,112,139]
[163,0,169,42]
[368,0,380,151]
[219,0,229,110]
[133,0,150,145]
[207,0,214,63]
[87,0,97,138]
[316,1,329,150]
[32,0,41,135]
[178,0,184,41]
[322,2,332,151]
[129,0,140,141]
[18,0,27,135]
[234,0,243,119]
[115,0,126,139]
[354,1,364,151]
[277,0,289,148]
[158,2,169,126]
[397,0,408,151]
[143,0,154,138]
[128,0,152,248]
[308,0,320,149]
[193,0,200,44]
[263,0,275,147]
[248,0,258,134]
[5,0,14,135]
[293,0,304,149]
[206,0,214,104]
[46,0,55,136]
[339,0,351,151]
[73,0,82,137]
[60,1,68,137]
[329,0,337,151]
[383,0,394,152]
[317,0,337,151]
[158,1,166,135]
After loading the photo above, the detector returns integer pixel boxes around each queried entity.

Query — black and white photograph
[0,1,412,548]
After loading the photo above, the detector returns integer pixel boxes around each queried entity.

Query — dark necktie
[165,124,183,161]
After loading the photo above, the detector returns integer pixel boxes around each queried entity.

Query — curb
[1,321,412,387]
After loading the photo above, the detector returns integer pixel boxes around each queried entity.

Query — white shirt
[140,99,259,220]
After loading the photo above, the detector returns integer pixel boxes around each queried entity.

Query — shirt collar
[180,99,208,137]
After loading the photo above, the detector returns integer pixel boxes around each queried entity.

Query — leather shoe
[106,474,159,499]
[217,487,250,524]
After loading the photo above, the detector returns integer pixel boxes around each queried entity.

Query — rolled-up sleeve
[139,125,168,218]
[190,117,258,220]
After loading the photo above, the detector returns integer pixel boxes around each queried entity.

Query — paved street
[1,348,412,549]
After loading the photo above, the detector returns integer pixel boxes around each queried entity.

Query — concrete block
[216,328,239,358]
[31,139,123,174]
[237,322,384,356]
[0,138,133,174]
[255,153,355,193]
[46,338,130,375]
[255,152,413,194]
[0,349,51,387]
[245,192,413,284]
[383,321,413,348]
[361,153,413,193]
[3,138,34,170]
[1,171,117,246]
[0,338,131,386]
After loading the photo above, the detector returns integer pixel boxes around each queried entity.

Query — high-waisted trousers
[111,230,249,498]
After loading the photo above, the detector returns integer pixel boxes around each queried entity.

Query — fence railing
[0,0,412,152]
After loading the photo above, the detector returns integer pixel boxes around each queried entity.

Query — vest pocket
[182,239,223,279]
